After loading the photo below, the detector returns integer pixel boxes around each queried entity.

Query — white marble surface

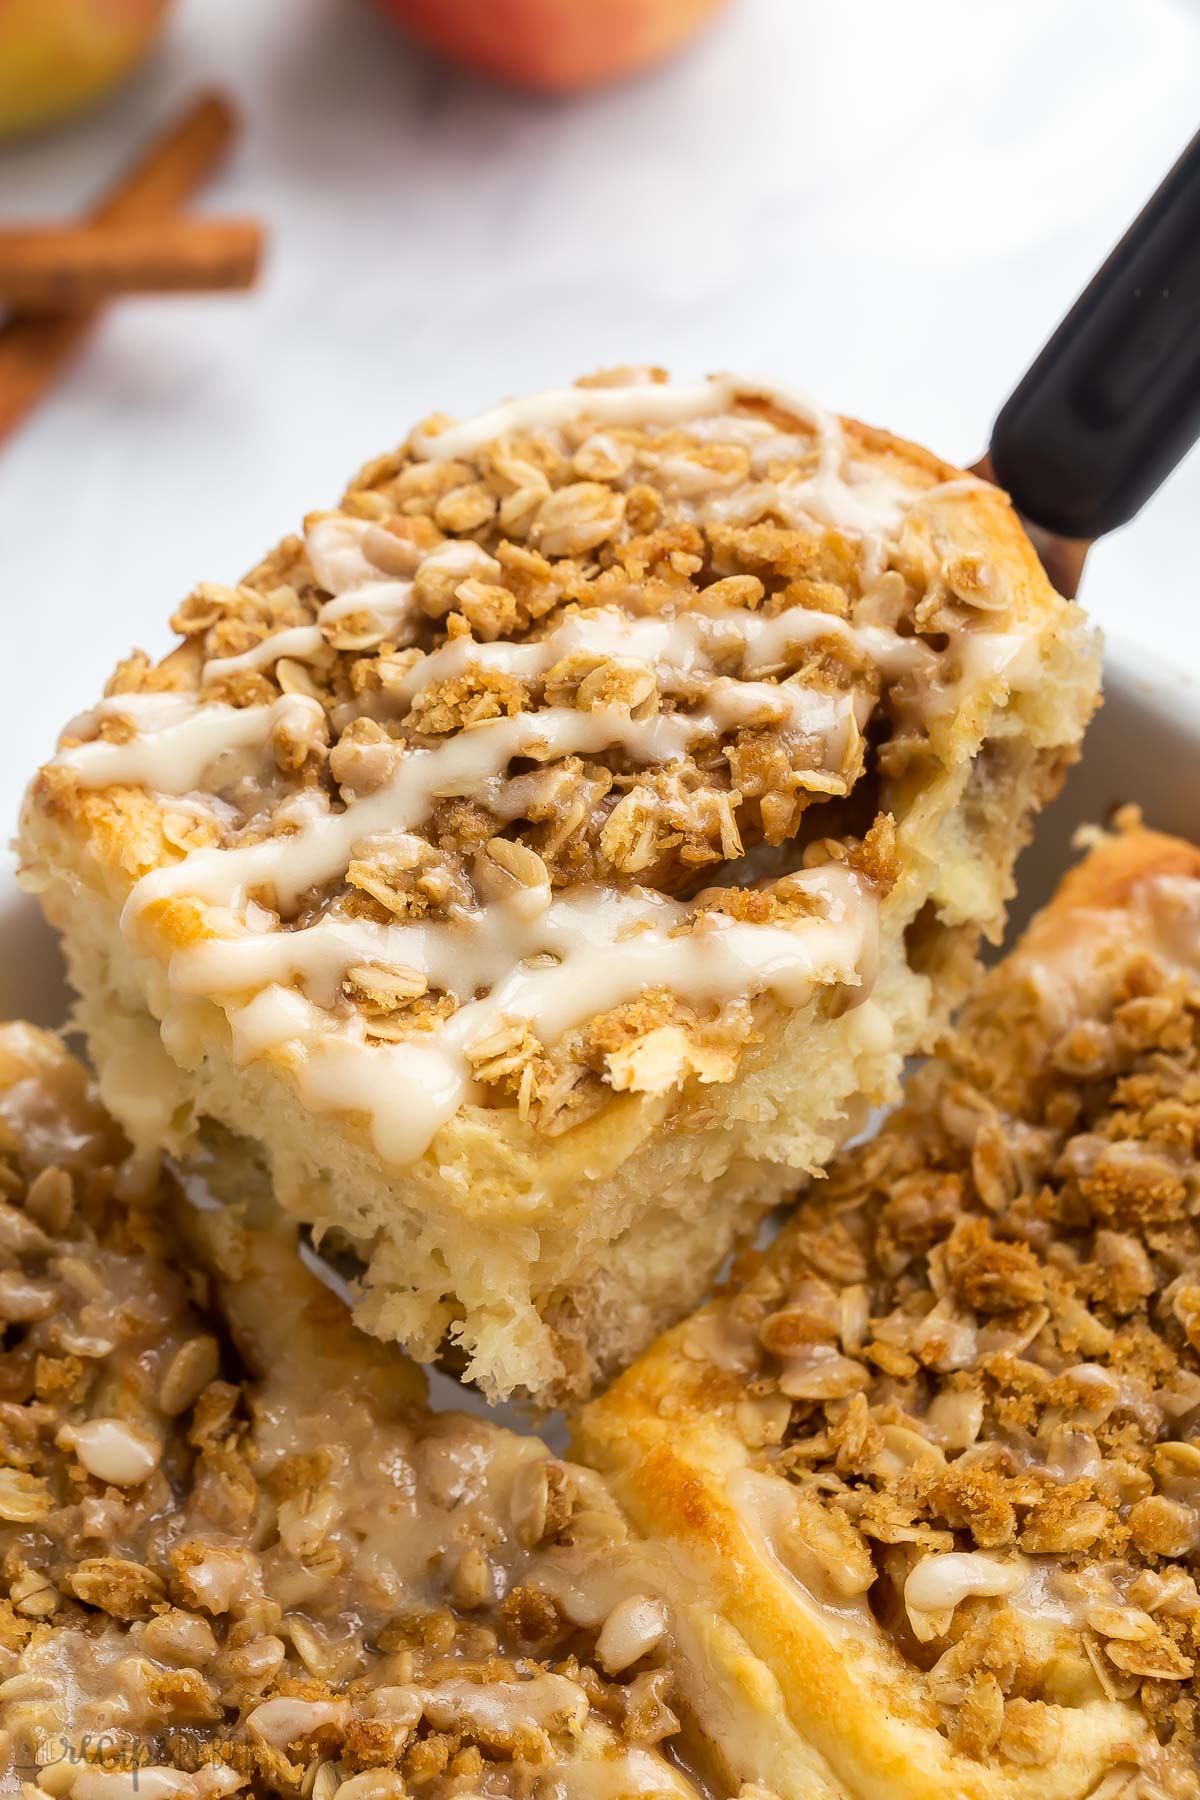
[2,0,1199,916]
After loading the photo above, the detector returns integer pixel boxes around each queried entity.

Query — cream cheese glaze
[48,373,1043,1168]
[208,869,878,1164]
[725,1468,874,1640]
[61,695,326,793]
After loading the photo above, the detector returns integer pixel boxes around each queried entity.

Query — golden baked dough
[579,824,1200,1798]
[18,368,1098,1404]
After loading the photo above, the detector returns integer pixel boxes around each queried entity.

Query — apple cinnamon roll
[20,367,1098,1403]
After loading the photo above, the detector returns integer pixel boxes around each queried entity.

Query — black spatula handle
[989,127,1200,541]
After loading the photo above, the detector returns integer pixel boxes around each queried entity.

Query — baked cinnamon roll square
[19,368,1098,1403]
[579,824,1200,1797]
[0,1025,735,1800]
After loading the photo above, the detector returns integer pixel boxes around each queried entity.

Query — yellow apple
[0,0,171,139]
[372,0,727,92]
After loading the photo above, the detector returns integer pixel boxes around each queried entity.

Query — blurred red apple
[0,0,170,139]
[372,0,727,92]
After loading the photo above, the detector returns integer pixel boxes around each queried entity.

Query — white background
[2,0,1199,1006]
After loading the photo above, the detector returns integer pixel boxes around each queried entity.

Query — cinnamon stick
[0,93,239,446]
[0,219,263,309]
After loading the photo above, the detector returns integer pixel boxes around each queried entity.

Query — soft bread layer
[20,374,1099,1402]
[578,826,1200,1799]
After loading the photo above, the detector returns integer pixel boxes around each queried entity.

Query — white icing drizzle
[168,867,860,1009]
[201,867,875,1165]
[67,691,202,732]
[62,597,1018,810]
[321,590,1023,729]
[409,374,829,461]
[413,374,916,580]
[920,474,993,501]
[725,1467,873,1638]
[49,375,1044,1164]
[62,696,325,793]
[204,625,325,681]
[553,1746,700,1799]
[304,513,383,593]
[383,600,926,709]
[702,677,850,736]
[904,1550,1027,1642]
[188,597,1020,743]
[118,701,749,900]
[200,545,495,685]
[411,538,502,584]
[319,579,415,623]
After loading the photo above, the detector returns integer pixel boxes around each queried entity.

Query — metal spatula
[973,127,1200,598]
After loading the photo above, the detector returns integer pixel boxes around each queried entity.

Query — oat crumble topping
[39,369,1041,1163]
[676,864,1200,1786]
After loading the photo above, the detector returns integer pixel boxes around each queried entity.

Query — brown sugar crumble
[689,862,1200,1780]
[0,1029,717,1799]
[41,367,1053,1135]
